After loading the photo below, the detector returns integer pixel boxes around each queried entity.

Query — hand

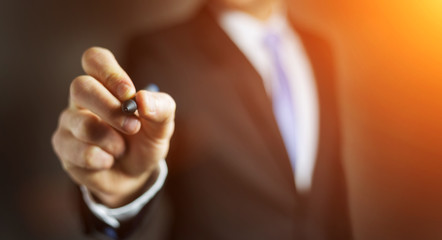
[52,47,175,208]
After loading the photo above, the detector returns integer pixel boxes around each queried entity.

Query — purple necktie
[264,32,297,170]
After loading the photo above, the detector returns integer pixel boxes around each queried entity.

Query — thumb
[135,90,176,141]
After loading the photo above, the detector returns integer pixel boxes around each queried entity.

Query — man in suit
[52,0,352,239]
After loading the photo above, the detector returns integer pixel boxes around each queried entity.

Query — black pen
[121,98,137,114]
[121,83,159,114]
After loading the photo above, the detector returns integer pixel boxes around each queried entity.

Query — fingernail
[117,83,135,99]
[122,117,140,133]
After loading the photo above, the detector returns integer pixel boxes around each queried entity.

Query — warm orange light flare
[290,1,442,239]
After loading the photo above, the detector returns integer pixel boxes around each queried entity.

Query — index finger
[81,47,135,101]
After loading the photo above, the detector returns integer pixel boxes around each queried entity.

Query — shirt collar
[217,8,290,44]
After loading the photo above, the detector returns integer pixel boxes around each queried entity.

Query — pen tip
[122,99,137,114]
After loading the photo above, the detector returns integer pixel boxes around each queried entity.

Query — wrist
[93,164,161,208]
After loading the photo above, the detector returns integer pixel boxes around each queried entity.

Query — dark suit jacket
[80,6,352,240]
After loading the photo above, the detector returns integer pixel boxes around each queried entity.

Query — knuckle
[51,130,61,154]
[51,130,73,171]
[60,109,104,144]
[83,146,97,168]
[70,75,92,101]
[61,161,74,172]
[104,72,123,87]
[58,109,70,127]
[52,129,70,159]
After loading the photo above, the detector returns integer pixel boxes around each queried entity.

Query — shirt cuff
[80,159,168,228]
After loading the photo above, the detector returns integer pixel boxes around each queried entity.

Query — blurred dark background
[1,0,442,239]
[0,0,201,239]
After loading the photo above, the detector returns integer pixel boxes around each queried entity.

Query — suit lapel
[191,8,298,192]
[290,18,352,239]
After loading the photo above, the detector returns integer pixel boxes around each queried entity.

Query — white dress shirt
[82,9,319,229]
